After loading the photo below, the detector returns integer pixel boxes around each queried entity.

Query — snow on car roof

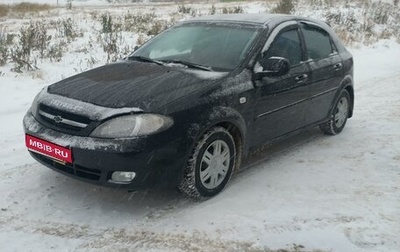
[186,14,293,25]
[185,14,328,29]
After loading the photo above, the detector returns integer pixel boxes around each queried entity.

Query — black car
[24,14,354,198]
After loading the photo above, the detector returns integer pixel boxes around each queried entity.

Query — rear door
[300,22,344,124]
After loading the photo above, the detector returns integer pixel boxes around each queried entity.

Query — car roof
[181,14,346,53]
[184,14,327,28]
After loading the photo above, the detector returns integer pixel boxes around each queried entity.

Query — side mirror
[255,57,290,80]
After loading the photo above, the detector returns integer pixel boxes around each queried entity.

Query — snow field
[0,1,400,251]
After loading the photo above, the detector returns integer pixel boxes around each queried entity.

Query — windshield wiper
[127,55,165,66]
[160,59,213,71]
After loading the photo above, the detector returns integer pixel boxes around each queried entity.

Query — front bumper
[23,112,188,189]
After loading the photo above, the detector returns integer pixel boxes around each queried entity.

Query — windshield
[132,23,260,71]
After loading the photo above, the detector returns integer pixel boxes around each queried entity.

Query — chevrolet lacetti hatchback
[24,14,354,198]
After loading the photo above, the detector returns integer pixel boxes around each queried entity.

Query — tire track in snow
[0,215,327,252]
[0,162,38,182]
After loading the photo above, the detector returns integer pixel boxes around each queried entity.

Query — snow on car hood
[47,61,227,112]
[34,87,142,121]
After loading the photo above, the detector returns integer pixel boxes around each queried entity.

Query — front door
[251,25,310,145]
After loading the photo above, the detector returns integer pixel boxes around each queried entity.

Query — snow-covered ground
[0,0,396,4]
[1,1,400,252]
[0,0,108,6]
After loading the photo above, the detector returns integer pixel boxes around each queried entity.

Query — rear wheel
[178,127,236,199]
[320,90,350,135]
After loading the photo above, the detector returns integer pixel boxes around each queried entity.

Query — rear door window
[302,26,334,61]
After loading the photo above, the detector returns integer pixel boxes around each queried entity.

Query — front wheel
[320,89,351,135]
[178,127,236,199]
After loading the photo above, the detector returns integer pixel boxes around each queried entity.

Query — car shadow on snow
[32,127,331,221]
[245,128,324,167]
[232,127,329,184]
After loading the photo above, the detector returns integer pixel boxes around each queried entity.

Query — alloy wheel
[199,140,230,189]
[335,97,349,128]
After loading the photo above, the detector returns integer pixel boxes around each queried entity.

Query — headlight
[90,114,173,138]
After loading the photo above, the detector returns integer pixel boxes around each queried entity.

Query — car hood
[47,61,227,112]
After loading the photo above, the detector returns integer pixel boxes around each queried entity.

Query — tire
[178,127,236,199]
[320,89,351,135]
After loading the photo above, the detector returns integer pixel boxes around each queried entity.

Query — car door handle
[295,74,308,83]
[334,63,343,71]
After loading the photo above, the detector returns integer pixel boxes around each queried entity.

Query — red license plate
[25,134,73,163]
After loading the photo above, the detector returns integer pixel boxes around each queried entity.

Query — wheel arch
[187,106,247,172]
[344,84,354,118]
[178,107,247,198]
[329,75,354,118]
[213,121,244,172]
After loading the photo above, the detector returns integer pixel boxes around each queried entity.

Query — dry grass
[13,2,52,13]
[0,3,53,18]
[0,5,9,17]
